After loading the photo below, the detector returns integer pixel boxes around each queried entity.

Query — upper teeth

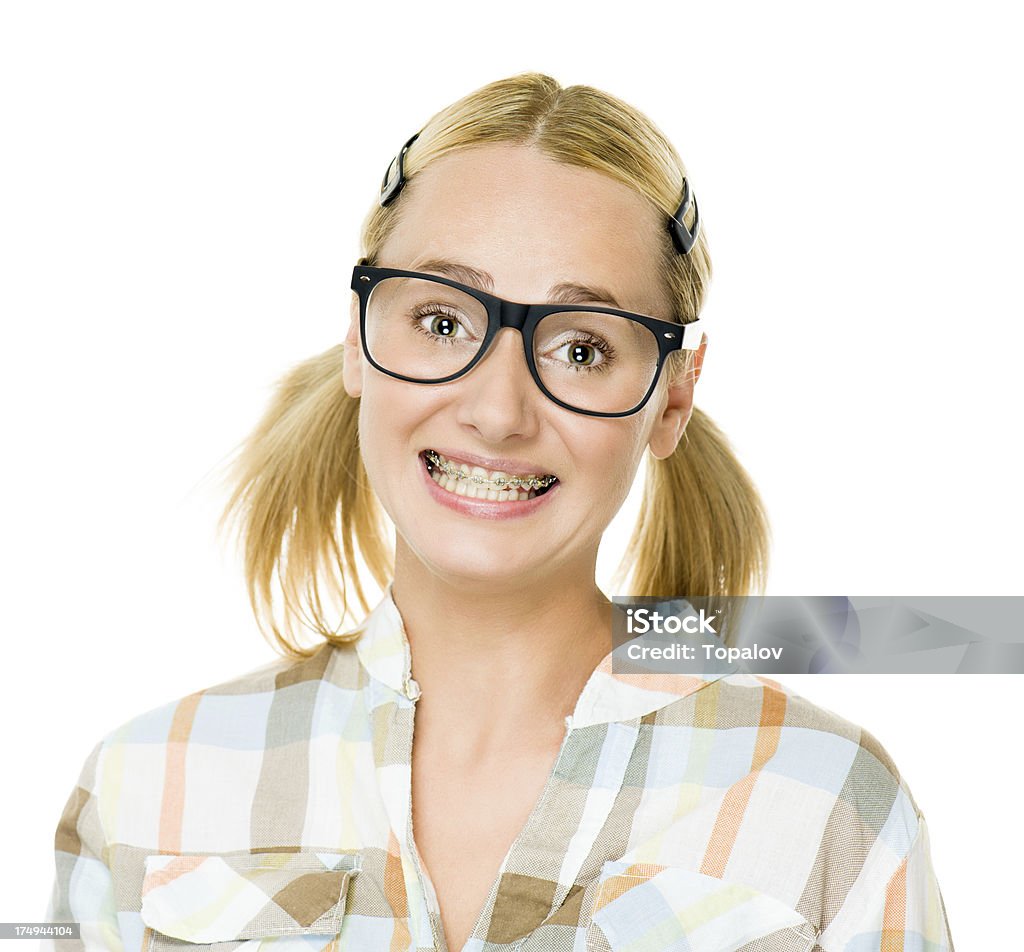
[425,450,557,491]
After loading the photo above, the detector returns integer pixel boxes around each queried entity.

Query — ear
[647,334,707,460]
[342,294,363,398]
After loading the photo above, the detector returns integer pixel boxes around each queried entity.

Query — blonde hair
[217,72,770,657]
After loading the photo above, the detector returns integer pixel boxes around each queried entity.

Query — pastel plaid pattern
[45,587,954,951]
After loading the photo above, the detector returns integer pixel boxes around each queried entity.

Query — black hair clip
[379,132,421,207]
[667,177,700,255]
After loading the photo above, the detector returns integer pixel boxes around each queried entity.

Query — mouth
[420,449,559,502]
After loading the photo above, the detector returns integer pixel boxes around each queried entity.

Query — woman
[46,73,953,952]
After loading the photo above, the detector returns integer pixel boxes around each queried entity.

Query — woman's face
[343,143,705,589]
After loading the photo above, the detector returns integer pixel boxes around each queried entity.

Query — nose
[454,328,543,442]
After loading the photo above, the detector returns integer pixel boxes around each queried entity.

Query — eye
[564,342,599,366]
[546,335,612,370]
[412,306,473,342]
[427,314,460,338]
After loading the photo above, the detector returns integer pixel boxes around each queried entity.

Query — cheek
[576,421,648,501]
[606,457,641,509]
[354,399,385,492]
[355,381,407,474]
[355,377,447,474]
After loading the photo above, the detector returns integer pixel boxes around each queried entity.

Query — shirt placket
[402,676,452,952]
[369,672,441,952]
[466,715,643,950]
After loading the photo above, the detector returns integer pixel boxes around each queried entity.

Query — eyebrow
[411,257,623,309]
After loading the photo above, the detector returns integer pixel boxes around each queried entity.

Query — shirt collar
[353,586,737,725]
[353,583,419,700]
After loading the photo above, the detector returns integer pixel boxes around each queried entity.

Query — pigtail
[215,345,392,658]
[618,407,771,643]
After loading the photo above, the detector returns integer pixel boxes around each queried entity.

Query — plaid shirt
[46,586,954,952]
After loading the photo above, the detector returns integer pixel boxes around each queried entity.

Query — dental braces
[424,450,558,491]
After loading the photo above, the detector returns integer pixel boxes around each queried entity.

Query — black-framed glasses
[350,264,705,418]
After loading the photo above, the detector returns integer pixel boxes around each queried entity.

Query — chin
[408,533,548,588]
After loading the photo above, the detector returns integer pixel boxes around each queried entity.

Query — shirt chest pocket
[585,861,819,952]
[140,849,362,952]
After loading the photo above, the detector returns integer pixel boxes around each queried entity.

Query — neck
[390,543,612,754]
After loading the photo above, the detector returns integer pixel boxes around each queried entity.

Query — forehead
[377,143,670,316]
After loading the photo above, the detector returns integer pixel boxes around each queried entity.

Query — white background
[2,1,1020,946]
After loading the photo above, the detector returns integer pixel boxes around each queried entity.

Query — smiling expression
[343,143,704,588]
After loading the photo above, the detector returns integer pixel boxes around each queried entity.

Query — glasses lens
[364,276,489,380]
[534,311,661,414]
